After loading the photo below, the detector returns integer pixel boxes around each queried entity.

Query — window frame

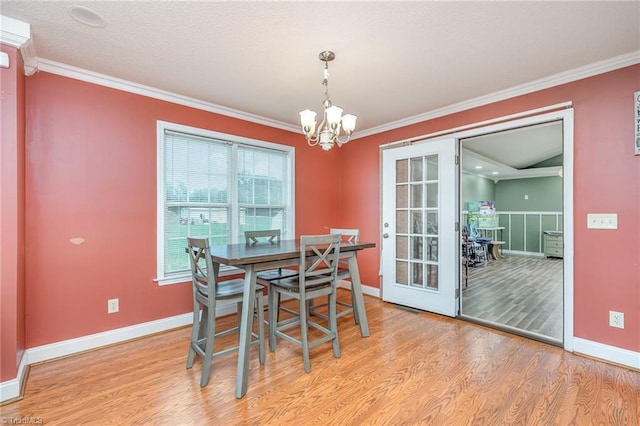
[156,120,295,285]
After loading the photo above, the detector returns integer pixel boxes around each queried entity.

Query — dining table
[203,238,376,398]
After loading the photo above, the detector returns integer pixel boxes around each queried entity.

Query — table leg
[346,253,370,337]
[235,265,256,399]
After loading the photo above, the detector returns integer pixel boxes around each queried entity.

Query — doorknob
[383,233,389,239]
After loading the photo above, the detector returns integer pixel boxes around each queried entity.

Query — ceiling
[1,1,639,169]
[461,121,564,181]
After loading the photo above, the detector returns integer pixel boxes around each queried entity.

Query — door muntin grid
[395,155,439,290]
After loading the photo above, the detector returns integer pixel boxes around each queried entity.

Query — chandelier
[299,51,357,151]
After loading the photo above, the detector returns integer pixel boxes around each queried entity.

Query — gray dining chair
[244,229,299,283]
[268,234,341,373]
[244,230,299,320]
[309,228,360,324]
[186,237,265,388]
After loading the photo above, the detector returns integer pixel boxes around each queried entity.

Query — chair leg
[186,304,199,368]
[268,286,278,352]
[200,305,216,387]
[350,283,359,325]
[300,296,311,373]
[255,292,265,364]
[329,293,340,359]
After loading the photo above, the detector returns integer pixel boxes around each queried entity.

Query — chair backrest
[245,229,281,245]
[329,228,360,244]
[299,234,341,290]
[186,237,216,297]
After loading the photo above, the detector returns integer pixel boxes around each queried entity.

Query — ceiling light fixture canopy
[299,51,357,151]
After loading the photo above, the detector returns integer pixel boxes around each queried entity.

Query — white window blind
[157,121,294,284]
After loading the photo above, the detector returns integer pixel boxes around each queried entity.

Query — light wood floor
[3,291,638,425]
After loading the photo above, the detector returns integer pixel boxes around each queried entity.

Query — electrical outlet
[108,298,119,314]
[609,311,624,329]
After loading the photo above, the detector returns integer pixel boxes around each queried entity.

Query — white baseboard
[337,280,381,298]
[573,337,640,370]
[0,352,28,403]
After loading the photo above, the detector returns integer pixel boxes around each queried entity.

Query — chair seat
[256,268,298,281]
[212,278,264,299]
[271,275,333,292]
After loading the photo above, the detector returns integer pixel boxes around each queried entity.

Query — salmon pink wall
[339,65,640,352]
[22,72,339,348]
[0,45,26,382]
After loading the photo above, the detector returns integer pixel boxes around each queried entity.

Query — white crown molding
[37,59,300,134]
[355,50,640,139]
[0,15,38,75]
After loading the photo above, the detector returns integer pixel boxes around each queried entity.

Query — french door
[381,137,458,316]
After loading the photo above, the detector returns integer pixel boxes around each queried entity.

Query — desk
[477,227,505,259]
[205,239,375,398]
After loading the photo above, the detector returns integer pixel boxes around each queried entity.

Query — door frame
[379,105,574,351]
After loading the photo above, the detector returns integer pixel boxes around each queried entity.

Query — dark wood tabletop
[207,240,376,266]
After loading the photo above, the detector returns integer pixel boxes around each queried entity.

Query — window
[157,121,294,285]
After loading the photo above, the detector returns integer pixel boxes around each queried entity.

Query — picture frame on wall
[635,91,640,155]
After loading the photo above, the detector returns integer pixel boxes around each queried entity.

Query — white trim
[358,51,639,138]
[561,109,575,352]
[26,313,193,365]
[573,338,640,370]
[337,281,381,299]
[0,353,28,403]
[0,15,30,47]
[0,14,38,75]
[38,59,298,133]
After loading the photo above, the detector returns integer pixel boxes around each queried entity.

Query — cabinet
[543,231,563,258]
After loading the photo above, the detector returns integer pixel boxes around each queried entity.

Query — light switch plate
[587,213,618,229]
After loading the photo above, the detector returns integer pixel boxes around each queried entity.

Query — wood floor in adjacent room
[462,254,564,341]
[3,292,638,425]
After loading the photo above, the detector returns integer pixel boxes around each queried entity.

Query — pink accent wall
[0,45,26,382]
[22,72,340,348]
[339,65,640,352]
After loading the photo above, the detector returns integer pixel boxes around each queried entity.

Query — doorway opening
[459,120,565,345]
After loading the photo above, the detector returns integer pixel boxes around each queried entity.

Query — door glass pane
[410,157,423,181]
[426,236,438,261]
[396,210,408,234]
[426,264,438,289]
[396,260,408,285]
[426,212,438,234]
[411,211,422,234]
[396,184,408,208]
[411,184,423,208]
[426,155,438,180]
[396,236,408,259]
[396,159,408,183]
[426,182,438,208]
[411,236,423,260]
[411,262,423,288]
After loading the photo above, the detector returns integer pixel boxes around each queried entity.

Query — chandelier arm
[333,132,353,146]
